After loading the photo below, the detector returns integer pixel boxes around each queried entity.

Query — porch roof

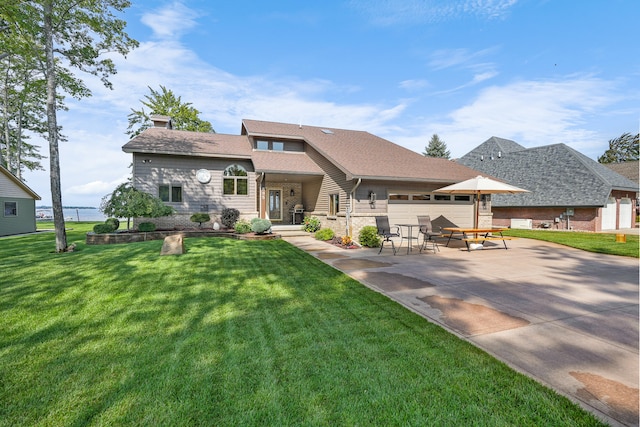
[251,151,324,175]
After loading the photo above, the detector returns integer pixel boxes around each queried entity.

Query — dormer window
[255,140,285,151]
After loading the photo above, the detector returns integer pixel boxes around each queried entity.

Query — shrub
[138,222,156,232]
[93,223,116,234]
[303,216,321,232]
[190,213,211,227]
[221,208,240,228]
[105,218,120,231]
[315,228,334,241]
[359,225,381,248]
[251,219,272,234]
[234,219,251,234]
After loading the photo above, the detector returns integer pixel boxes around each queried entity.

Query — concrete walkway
[283,234,639,427]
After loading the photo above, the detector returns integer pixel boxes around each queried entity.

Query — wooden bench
[461,235,515,251]
[462,236,515,242]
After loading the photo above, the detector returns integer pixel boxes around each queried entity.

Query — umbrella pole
[475,193,480,230]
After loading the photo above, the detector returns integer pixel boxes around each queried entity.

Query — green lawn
[0,223,607,426]
[503,229,639,258]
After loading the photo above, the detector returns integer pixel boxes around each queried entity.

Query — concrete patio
[283,233,639,427]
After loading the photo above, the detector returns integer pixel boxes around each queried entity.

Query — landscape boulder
[161,235,185,255]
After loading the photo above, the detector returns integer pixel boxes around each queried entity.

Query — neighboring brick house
[122,117,484,237]
[605,160,639,212]
[457,137,638,231]
[0,165,41,237]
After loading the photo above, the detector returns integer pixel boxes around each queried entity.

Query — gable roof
[458,139,638,207]
[122,128,253,159]
[242,119,481,183]
[0,165,40,200]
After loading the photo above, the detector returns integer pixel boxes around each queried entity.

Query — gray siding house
[458,137,638,231]
[0,165,41,237]
[122,117,484,237]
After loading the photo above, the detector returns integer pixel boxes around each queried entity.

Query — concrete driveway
[283,234,639,427]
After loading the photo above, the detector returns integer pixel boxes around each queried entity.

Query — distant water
[36,208,109,222]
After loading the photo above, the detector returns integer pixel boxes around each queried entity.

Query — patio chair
[375,216,400,255]
[417,215,441,253]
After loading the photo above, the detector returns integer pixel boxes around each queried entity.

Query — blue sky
[26,0,639,207]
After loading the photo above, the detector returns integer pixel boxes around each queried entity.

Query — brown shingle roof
[251,151,324,175]
[242,119,480,183]
[122,128,252,159]
[605,161,639,185]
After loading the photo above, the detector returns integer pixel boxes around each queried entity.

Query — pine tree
[423,134,451,159]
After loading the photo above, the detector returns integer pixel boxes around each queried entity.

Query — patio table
[395,224,421,254]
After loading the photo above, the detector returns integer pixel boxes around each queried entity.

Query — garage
[601,197,617,230]
[618,198,632,229]
[387,192,475,228]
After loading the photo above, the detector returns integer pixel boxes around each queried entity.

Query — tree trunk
[43,0,67,252]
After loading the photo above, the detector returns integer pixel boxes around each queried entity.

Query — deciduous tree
[597,132,639,163]
[127,85,214,138]
[100,182,174,230]
[3,0,138,252]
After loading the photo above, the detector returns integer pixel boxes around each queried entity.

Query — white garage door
[387,195,474,228]
[618,198,632,229]
[601,197,617,230]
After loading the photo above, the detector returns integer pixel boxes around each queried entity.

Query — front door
[268,189,282,221]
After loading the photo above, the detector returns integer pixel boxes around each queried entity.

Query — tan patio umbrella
[434,175,529,228]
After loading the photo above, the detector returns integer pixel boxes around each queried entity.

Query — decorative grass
[0,223,606,426]
[503,229,639,258]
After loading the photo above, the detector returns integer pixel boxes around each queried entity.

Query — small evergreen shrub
[315,228,335,241]
[138,222,156,232]
[303,216,321,232]
[234,219,251,234]
[251,219,272,234]
[190,213,211,227]
[221,208,240,228]
[105,218,120,231]
[93,223,116,234]
[359,225,381,248]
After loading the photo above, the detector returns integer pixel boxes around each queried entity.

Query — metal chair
[417,215,441,253]
[375,216,400,255]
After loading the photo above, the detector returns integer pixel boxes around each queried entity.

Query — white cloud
[399,79,430,91]
[393,75,620,159]
[349,0,518,26]
[140,1,201,39]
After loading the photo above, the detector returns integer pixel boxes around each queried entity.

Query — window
[329,194,339,216]
[159,185,182,202]
[223,164,248,195]
[255,140,286,151]
[454,195,471,201]
[389,194,409,201]
[434,195,451,201]
[4,201,17,216]
[412,194,431,201]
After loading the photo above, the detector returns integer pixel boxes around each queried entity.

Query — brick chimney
[150,115,172,129]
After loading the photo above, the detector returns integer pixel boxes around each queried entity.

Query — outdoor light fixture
[290,189,295,196]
